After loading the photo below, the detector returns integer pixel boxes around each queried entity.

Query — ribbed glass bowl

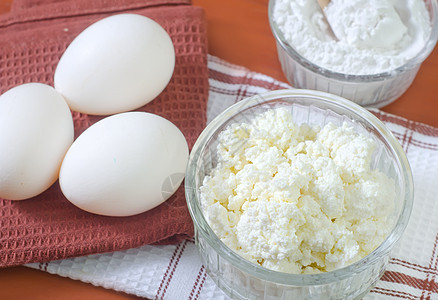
[185,89,414,299]
[268,0,438,108]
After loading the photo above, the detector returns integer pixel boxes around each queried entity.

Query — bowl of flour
[269,0,438,107]
[185,89,414,299]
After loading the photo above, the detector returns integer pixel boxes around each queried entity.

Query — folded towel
[27,55,438,299]
[0,0,209,267]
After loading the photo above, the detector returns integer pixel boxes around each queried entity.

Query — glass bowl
[268,0,438,108]
[185,89,414,299]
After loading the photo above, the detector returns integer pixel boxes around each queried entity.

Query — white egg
[0,83,74,200]
[59,112,188,217]
[54,13,175,115]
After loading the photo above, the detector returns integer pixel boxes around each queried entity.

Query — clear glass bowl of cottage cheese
[268,0,438,107]
[185,89,413,299]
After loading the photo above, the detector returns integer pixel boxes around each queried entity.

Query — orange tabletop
[0,0,437,299]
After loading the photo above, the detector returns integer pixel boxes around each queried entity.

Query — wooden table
[0,0,437,299]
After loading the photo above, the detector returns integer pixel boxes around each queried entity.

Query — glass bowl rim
[267,0,438,82]
[185,89,414,286]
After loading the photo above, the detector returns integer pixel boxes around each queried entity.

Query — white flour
[273,0,431,75]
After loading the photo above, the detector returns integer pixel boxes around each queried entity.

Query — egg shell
[54,13,175,115]
[0,83,74,200]
[59,112,188,217]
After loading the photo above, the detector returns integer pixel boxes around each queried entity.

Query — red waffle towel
[0,0,209,267]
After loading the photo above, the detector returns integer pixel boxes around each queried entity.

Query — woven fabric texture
[27,55,438,299]
[0,0,209,267]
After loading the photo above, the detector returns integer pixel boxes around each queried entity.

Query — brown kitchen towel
[0,0,209,267]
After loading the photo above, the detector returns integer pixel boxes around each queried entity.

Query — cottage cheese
[200,108,395,274]
[273,0,431,75]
